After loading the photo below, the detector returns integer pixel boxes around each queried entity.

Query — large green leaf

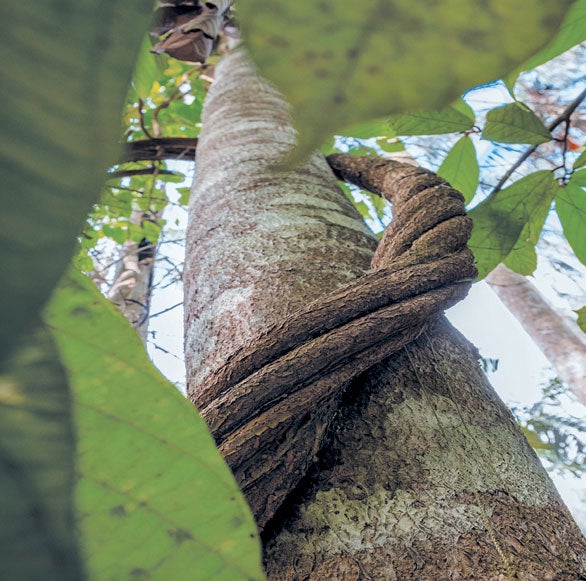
[0,1,151,364]
[505,0,586,89]
[390,99,475,136]
[0,327,82,580]
[556,170,586,265]
[469,171,558,279]
[482,102,551,145]
[437,135,479,204]
[45,271,264,581]
[503,185,554,275]
[238,0,571,161]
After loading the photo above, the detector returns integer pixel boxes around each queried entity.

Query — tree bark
[108,210,158,342]
[184,50,586,579]
[487,263,586,405]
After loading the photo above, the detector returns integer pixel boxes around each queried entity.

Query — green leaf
[575,306,586,333]
[573,149,586,169]
[376,137,405,153]
[133,36,163,99]
[505,0,586,89]
[177,187,191,206]
[391,99,475,136]
[354,201,371,220]
[102,225,129,246]
[372,193,389,219]
[341,116,395,139]
[556,170,586,265]
[437,135,479,203]
[238,0,571,161]
[142,220,161,242]
[45,270,264,581]
[469,171,558,279]
[503,186,553,275]
[482,102,551,145]
[0,1,151,363]
[0,327,82,580]
[522,427,551,451]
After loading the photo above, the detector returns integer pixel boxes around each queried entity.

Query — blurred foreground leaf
[45,270,264,581]
[0,327,82,580]
[239,0,571,161]
[0,1,151,363]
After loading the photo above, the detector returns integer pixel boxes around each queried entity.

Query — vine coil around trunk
[192,153,478,529]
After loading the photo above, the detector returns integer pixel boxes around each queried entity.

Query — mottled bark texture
[184,50,586,578]
[487,263,586,405]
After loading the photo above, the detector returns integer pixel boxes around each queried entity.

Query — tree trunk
[487,263,586,405]
[108,210,158,342]
[184,50,586,579]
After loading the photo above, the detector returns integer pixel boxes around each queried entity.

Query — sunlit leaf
[238,0,571,161]
[0,1,151,363]
[45,270,264,581]
[575,306,586,333]
[482,102,551,144]
[133,36,165,99]
[142,220,162,242]
[177,187,191,206]
[505,0,586,89]
[437,135,479,203]
[573,149,586,169]
[556,170,586,265]
[391,99,475,136]
[0,327,82,580]
[522,427,552,450]
[376,137,405,153]
[469,171,558,279]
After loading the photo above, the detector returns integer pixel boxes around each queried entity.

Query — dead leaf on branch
[152,0,232,63]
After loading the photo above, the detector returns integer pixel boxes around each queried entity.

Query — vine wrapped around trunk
[190,134,477,528]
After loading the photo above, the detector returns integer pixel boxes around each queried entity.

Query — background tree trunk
[108,210,159,342]
[184,50,586,579]
[487,263,586,405]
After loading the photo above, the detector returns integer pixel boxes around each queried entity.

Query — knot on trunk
[191,153,477,529]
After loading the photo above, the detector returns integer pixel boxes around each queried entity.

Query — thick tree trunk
[184,51,586,579]
[487,263,586,405]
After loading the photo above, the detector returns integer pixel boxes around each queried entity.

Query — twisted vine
[190,153,477,529]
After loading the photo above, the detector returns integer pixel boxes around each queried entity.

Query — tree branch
[107,167,181,180]
[119,137,198,164]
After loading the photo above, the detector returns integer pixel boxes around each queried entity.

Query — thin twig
[107,167,180,180]
[150,302,183,318]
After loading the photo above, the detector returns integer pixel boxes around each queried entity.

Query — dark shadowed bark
[184,50,586,579]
